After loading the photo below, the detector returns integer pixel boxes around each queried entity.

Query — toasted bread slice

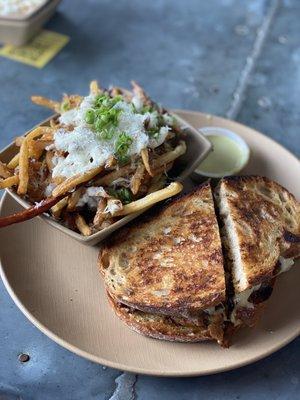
[99,182,226,316]
[216,176,300,293]
[216,176,299,328]
[108,293,225,343]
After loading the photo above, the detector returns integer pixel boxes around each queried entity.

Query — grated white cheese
[231,284,261,325]
[76,186,108,209]
[173,237,184,245]
[45,183,56,197]
[104,199,123,215]
[53,126,113,178]
[54,95,171,178]
[131,95,143,111]
[163,227,171,235]
[59,94,96,127]
[149,126,170,148]
[144,110,159,128]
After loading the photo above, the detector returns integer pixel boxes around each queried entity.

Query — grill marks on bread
[99,182,226,315]
[217,176,300,292]
[99,176,300,344]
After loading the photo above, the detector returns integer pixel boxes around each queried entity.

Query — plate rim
[0,110,299,377]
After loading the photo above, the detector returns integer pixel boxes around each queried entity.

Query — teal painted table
[0,1,299,398]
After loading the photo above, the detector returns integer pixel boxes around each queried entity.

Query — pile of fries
[0,81,186,235]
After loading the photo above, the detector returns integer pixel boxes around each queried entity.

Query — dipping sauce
[196,134,246,177]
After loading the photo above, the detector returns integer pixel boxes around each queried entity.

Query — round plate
[0,111,299,376]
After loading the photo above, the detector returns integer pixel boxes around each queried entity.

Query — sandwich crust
[107,293,223,343]
[99,182,226,316]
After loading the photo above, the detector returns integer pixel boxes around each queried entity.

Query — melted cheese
[104,199,123,215]
[54,95,171,178]
[278,256,294,274]
[230,284,261,325]
[76,186,108,209]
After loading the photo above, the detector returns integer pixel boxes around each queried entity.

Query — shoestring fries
[0,161,12,179]
[0,175,19,189]
[0,81,187,235]
[113,182,183,216]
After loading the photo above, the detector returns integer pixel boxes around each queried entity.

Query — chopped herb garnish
[115,132,133,163]
[141,105,153,114]
[61,100,71,112]
[85,109,95,124]
[85,93,122,138]
[98,127,115,140]
[108,187,133,204]
[147,127,160,139]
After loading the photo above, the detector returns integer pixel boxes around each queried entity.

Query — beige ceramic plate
[0,110,299,376]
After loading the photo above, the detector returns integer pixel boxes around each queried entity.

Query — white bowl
[0,113,212,246]
[194,126,250,179]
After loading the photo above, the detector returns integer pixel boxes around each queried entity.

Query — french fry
[53,176,65,185]
[68,95,82,108]
[152,141,186,169]
[141,148,153,177]
[75,214,91,236]
[114,87,132,101]
[40,131,54,141]
[26,126,54,141]
[67,188,83,211]
[0,161,12,179]
[105,198,123,216]
[130,163,145,195]
[90,80,101,95]
[28,140,51,160]
[105,155,117,169]
[52,166,103,197]
[51,197,69,219]
[45,151,54,171]
[109,87,122,97]
[0,175,19,189]
[7,153,20,169]
[114,182,183,216]
[131,80,152,106]
[93,198,107,227]
[1,82,187,235]
[0,195,64,228]
[94,165,133,186]
[31,96,60,112]
[8,128,54,169]
[50,118,59,128]
[17,140,29,195]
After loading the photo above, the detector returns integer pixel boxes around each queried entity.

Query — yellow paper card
[0,30,70,68]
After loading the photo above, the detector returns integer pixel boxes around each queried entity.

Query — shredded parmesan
[54,95,171,178]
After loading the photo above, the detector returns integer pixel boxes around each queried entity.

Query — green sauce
[196,135,244,176]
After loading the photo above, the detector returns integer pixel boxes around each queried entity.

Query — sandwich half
[216,176,300,330]
[99,182,227,344]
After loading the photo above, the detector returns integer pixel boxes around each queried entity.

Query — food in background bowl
[0,0,47,19]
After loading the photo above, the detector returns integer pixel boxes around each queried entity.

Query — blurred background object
[0,0,61,45]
